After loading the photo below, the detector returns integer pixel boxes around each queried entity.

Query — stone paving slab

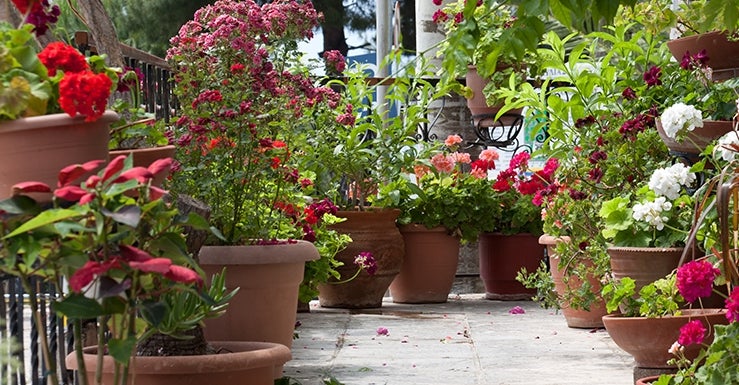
[282,294,635,385]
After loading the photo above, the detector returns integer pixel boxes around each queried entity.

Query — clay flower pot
[66,341,291,385]
[479,232,545,300]
[389,224,460,304]
[602,309,728,368]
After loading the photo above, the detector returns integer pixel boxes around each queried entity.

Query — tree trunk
[313,0,349,57]
[175,195,211,263]
[75,0,125,67]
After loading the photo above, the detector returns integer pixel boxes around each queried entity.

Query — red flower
[164,265,203,287]
[677,320,706,346]
[643,65,662,87]
[58,159,105,187]
[676,260,720,303]
[37,42,88,76]
[11,181,51,195]
[69,259,120,292]
[54,185,87,202]
[58,71,113,122]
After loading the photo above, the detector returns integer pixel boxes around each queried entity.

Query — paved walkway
[282,294,635,385]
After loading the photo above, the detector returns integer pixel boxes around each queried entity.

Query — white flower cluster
[648,163,696,200]
[714,130,739,162]
[632,196,672,230]
[660,103,704,139]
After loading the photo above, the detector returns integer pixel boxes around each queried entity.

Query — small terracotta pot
[666,31,739,71]
[635,375,662,385]
[606,246,684,294]
[540,234,609,329]
[389,224,460,304]
[479,232,545,300]
[318,209,405,309]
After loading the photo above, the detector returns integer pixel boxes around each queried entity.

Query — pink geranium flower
[676,260,720,303]
[726,287,739,323]
[677,320,706,346]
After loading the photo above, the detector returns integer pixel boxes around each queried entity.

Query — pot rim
[199,239,320,264]
[602,308,727,321]
[0,110,119,132]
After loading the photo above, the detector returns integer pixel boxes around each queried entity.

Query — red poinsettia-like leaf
[102,155,127,182]
[79,193,96,205]
[148,158,173,176]
[58,160,105,187]
[85,175,102,188]
[11,182,51,195]
[149,186,168,200]
[113,167,154,184]
[129,258,172,274]
[69,259,120,292]
[54,185,87,202]
[119,245,153,262]
[164,265,203,286]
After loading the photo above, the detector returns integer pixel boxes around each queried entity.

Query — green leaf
[52,294,105,319]
[108,336,136,365]
[140,300,168,328]
[105,205,141,227]
[5,207,85,239]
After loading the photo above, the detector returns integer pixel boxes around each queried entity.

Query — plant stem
[72,319,89,385]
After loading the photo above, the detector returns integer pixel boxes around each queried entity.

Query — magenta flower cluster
[726,287,739,322]
[676,260,721,303]
[677,320,706,346]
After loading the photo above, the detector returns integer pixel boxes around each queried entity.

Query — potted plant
[166,0,361,348]
[599,163,696,295]
[0,12,120,200]
[601,263,729,370]
[0,154,290,385]
[300,51,444,309]
[433,0,539,126]
[385,134,502,303]
[479,151,551,300]
[499,24,679,327]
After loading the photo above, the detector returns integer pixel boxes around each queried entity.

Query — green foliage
[516,261,559,309]
[601,275,684,317]
[299,214,352,302]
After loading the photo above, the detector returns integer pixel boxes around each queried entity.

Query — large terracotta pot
[465,66,523,128]
[479,232,545,300]
[199,241,319,349]
[389,224,460,304]
[606,246,683,294]
[666,31,739,72]
[540,234,609,329]
[602,309,728,368]
[656,119,734,157]
[0,111,117,200]
[66,341,291,385]
[317,209,405,308]
[109,145,176,187]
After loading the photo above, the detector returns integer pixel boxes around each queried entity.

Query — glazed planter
[199,241,319,349]
[0,111,117,201]
[66,341,291,385]
[317,209,405,309]
[540,234,609,329]
[602,309,728,368]
[389,224,460,304]
[666,31,739,72]
[479,232,545,300]
[109,145,176,187]
[606,246,683,294]
[656,119,734,157]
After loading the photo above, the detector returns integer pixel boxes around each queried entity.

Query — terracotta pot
[465,66,523,128]
[389,224,460,304]
[109,145,176,187]
[479,232,545,300]
[606,246,683,294]
[540,234,609,329]
[666,31,739,71]
[0,111,117,201]
[66,341,291,385]
[602,309,728,368]
[199,241,319,349]
[656,119,734,156]
[317,209,405,308]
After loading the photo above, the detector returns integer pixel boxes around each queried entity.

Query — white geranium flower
[648,163,695,199]
[715,130,739,162]
[660,103,704,139]
[632,196,672,230]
